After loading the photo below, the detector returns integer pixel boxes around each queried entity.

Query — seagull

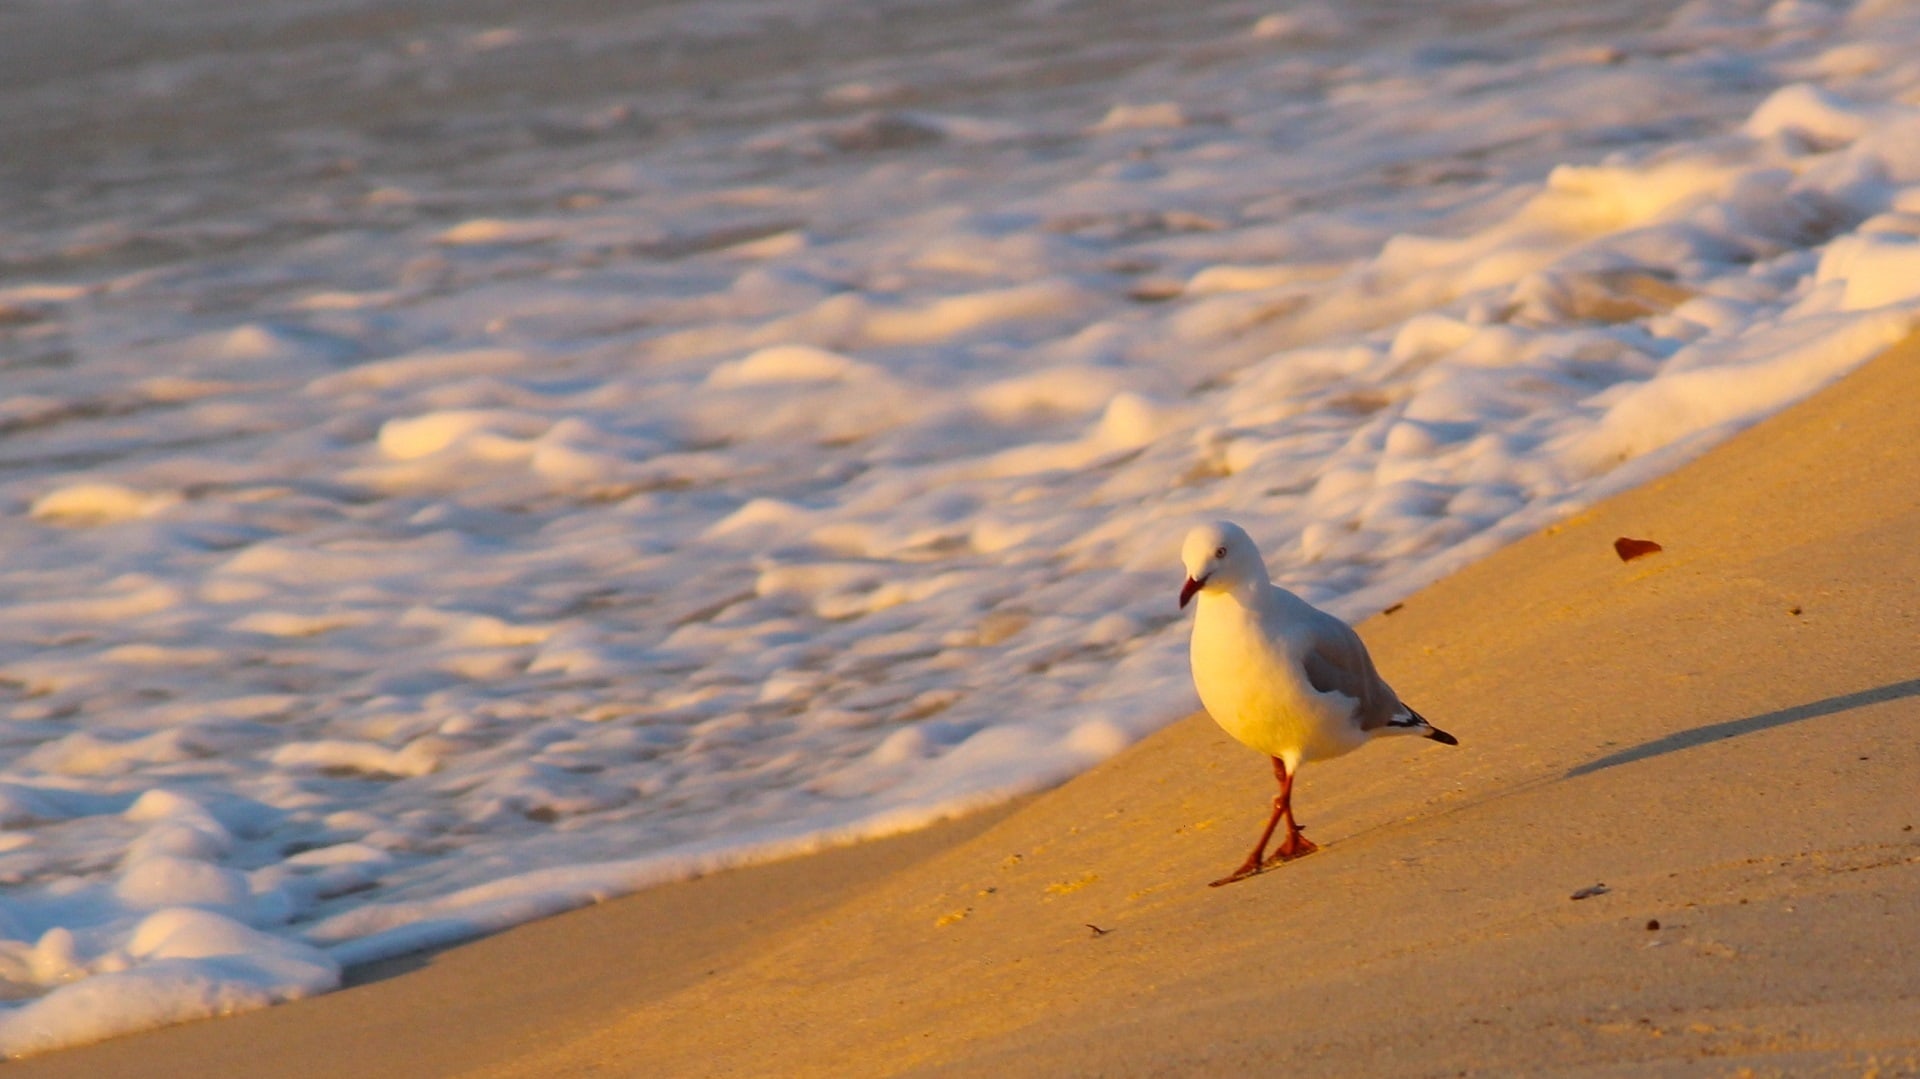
[1180,520,1457,886]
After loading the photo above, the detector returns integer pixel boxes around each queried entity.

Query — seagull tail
[1387,706,1458,746]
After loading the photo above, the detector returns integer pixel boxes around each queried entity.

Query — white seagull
[1180,520,1457,886]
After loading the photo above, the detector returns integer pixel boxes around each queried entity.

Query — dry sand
[20,337,1920,1077]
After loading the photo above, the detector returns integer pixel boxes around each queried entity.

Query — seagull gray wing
[1298,615,1406,732]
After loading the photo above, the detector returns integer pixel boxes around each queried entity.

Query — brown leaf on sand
[1613,537,1662,562]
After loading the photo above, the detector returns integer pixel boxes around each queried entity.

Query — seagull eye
[1213,545,1227,559]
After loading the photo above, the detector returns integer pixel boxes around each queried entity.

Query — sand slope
[475,335,1920,1078]
[21,338,1920,1077]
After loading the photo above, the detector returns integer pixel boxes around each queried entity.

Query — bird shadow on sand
[1566,676,1920,779]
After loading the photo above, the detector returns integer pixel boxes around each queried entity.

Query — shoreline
[18,332,1920,1076]
[13,800,1029,1079]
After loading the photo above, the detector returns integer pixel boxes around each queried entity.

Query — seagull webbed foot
[1207,857,1265,888]
[1263,830,1318,866]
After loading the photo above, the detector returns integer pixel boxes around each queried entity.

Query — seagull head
[1180,520,1263,609]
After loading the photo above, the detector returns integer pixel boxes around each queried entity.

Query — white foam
[0,910,337,1058]
[29,484,178,526]
[707,345,876,387]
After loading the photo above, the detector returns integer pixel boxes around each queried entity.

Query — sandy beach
[17,326,1918,1076]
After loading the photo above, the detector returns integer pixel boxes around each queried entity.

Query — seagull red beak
[1179,575,1206,609]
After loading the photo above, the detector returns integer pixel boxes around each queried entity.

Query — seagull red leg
[1210,796,1282,887]
[1265,757,1317,865]
[1209,756,1295,887]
